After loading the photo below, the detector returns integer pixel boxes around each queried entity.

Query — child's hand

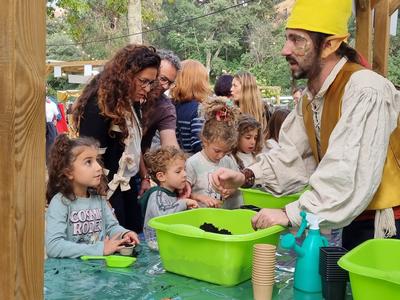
[185,198,199,209]
[103,234,129,255]
[138,180,151,197]
[178,181,192,199]
[121,231,140,245]
[199,196,222,208]
[221,188,236,199]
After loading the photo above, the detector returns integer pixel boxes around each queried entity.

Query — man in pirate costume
[211,0,400,249]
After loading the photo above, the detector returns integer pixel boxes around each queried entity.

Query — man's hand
[210,168,245,195]
[251,208,290,230]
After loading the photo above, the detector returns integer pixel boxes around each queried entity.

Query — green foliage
[153,0,276,81]
[260,85,281,99]
[46,0,400,96]
[388,21,400,86]
[47,74,81,98]
[47,17,83,61]
[50,0,130,59]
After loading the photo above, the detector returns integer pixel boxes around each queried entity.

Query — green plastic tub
[148,208,284,286]
[240,187,307,208]
[338,239,400,300]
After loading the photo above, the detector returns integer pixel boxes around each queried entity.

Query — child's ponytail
[201,97,239,127]
[46,134,75,203]
[52,133,73,160]
[201,97,240,149]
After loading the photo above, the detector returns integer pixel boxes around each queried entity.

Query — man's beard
[287,54,321,81]
[147,82,165,100]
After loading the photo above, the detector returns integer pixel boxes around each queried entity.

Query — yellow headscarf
[287,0,352,36]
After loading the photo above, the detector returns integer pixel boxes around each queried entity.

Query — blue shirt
[175,100,204,154]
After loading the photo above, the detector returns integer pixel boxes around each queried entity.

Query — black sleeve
[78,97,111,148]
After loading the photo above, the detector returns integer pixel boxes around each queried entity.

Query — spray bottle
[281,211,328,293]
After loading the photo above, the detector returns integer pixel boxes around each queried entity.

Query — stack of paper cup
[252,244,276,300]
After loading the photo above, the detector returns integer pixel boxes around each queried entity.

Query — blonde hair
[234,72,268,137]
[201,97,240,150]
[171,59,211,102]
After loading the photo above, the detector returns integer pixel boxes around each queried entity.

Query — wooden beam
[46,60,108,68]
[0,0,45,299]
[389,0,400,14]
[373,0,390,76]
[46,60,108,75]
[359,0,378,8]
[356,0,373,63]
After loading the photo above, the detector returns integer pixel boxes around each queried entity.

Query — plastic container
[148,208,285,286]
[338,239,400,300]
[281,211,328,293]
[240,187,307,208]
[80,255,136,268]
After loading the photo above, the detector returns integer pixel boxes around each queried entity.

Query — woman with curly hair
[170,59,211,155]
[72,44,161,232]
[231,71,269,139]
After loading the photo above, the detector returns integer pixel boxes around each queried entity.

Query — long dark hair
[266,109,290,142]
[72,44,161,140]
[72,74,100,131]
[232,114,262,170]
[46,134,108,203]
[308,31,361,64]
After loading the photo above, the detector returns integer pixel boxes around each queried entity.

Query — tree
[154,0,275,78]
[128,0,143,44]
[388,21,400,86]
[46,16,84,93]
[47,17,84,61]
[48,0,165,59]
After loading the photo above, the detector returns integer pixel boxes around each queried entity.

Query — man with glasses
[141,50,180,151]
[139,50,181,195]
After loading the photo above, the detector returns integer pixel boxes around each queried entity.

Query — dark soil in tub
[200,222,232,235]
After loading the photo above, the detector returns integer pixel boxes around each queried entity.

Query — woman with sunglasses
[72,44,161,233]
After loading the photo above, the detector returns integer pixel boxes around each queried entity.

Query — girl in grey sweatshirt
[45,134,139,258]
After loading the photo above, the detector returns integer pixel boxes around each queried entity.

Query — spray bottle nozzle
[295,211,308,238]
[306,213,322,230]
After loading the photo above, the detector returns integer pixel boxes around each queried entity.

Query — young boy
[141,146,198,250]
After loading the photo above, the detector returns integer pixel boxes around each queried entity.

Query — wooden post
[356,0,373,64]
[389,0,400,14]
[373,0,390,75]
[0,1,45,299]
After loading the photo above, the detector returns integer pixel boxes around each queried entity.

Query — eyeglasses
[136,77,157,88]
[158,76,176,88]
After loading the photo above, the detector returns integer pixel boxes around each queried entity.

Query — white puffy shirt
[249,58,400,229]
